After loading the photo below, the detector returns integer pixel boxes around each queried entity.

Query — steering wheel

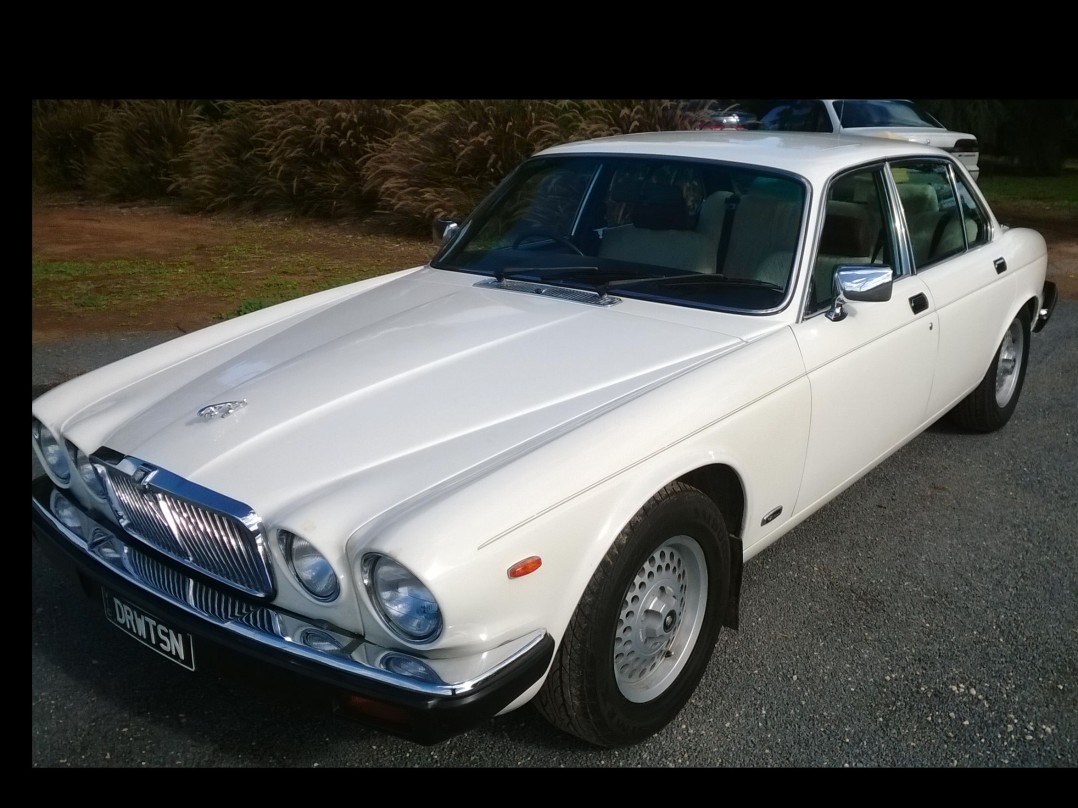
[512,231,585,255]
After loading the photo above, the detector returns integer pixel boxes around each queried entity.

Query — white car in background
[32,130,1054,749]
[758,99,981,180]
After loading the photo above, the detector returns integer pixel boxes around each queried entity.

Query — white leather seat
[600,184,716,273]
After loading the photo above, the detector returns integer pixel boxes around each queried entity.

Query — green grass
[30,227,399,321]
[977,159,1078,225]
[32,257,242,306]
[34,158,1074,327]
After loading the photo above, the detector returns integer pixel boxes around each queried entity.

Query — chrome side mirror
[432,218,461,246]
[826,265,893,322]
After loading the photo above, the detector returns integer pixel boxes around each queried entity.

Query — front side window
[807,165,895,314]
[891,160,989,270]
[433,155,808,315]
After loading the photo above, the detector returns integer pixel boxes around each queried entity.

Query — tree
[919,99,1077,176]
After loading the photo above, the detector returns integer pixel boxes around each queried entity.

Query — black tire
[949,308,1031,433]
[534,481,730,747]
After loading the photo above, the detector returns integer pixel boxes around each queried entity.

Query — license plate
[102,588,196,671]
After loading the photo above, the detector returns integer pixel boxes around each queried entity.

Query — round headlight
[364,555,442,643]
[32,419,71,485]
[74,447,108,500]
[279,530,339,601]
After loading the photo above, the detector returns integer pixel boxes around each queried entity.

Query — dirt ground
[31,195,1077,345]
[31,196,440,343]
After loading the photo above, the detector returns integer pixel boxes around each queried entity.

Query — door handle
[909,292,929,314]
[994,257,1007,274]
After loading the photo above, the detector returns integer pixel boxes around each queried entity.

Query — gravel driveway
[31,302,1076,767]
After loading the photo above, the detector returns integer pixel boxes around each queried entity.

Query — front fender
[360,329,811,660]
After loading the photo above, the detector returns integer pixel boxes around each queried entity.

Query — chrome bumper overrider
[1034,280,1058,334]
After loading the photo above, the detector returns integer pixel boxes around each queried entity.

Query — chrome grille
[99,456,275,599]
[125,546,278,631]
[106,474,187,557]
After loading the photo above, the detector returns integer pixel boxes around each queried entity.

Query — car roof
[535,130,949,185]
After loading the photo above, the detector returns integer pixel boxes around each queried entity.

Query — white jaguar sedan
[31,130,1057,748]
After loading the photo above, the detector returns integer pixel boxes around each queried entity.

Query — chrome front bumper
[32,476,554,744]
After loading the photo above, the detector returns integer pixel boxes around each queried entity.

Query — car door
[791,164,940,516]
[888,158,1017,417]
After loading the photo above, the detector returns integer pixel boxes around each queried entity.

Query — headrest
[897,182,939,215]
[609,177,642,203]
[820,212,869,256]
[697,191,732,236]
[632,183,694,230]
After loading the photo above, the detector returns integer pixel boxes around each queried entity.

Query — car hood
[60,269,746,517]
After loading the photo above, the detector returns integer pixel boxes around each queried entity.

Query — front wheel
[949,309,1031,432]
[534,482,730,747]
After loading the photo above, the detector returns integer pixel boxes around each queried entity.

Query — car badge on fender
[197,400,248,420]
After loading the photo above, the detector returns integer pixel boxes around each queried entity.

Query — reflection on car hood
[64,269,745,512]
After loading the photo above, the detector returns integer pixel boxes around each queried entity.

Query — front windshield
[432,154,807,314]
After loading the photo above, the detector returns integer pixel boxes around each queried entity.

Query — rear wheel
[534,482,730,747]
[949,309,1030,432]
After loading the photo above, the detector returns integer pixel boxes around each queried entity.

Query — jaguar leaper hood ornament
[197,400,248,420]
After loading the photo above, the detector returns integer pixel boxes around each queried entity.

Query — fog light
[50,492,83,534]
[89,529,123,561]
[381,653,441,683]
[299,628,345,653]
[334,693,412,727]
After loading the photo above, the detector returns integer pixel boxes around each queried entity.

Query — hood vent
[475,278,620,307]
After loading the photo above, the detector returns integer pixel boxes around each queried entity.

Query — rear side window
[891,160,989,270]
[955,177,990,249]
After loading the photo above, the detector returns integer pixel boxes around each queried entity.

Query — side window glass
[809,166,893,314]
[762,101,828,132]
[809,101,833,133]
[955,176,990,249]
[890,160,961,270]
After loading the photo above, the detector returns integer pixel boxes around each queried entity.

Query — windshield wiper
[493,266,649,300]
